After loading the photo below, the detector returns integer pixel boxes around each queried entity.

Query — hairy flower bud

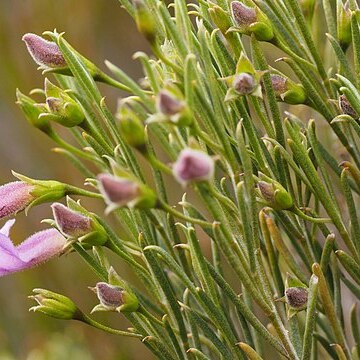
[339,94,358,118]
[51,202,107,246]
[29,288,82,320]
[270,74,307,105]
[285,287,308,310]
[230,1,274,41]
[22,33,66,68]
[98,173,157,212]
[233,73,257,95]
[41,79,85,127]
[256,173,293,210]
[173,148,214,186]
[90,282,139,313]
[0,182,35,219]
[156,90,191,126]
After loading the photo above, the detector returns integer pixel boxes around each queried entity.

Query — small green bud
[230,1,274,41]
[134,0,156,43]
[299,0,316,19]
[41,78,85,127]
[270,74,307,104]
[209,4,233,34]
[256,173,293,210]
[117,104,146,150]
[16,89,51,134]
[29,288,82,320]
[337,2,352,51]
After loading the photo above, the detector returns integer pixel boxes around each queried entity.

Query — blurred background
[0,1,154,359]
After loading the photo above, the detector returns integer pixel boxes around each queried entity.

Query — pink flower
[22,33,66,68]
[0,181,34,219]
[51,203,92,238]
[173,148,214,186]
[0,220,66,277]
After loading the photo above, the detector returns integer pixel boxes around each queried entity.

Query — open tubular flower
[0,220,66,277]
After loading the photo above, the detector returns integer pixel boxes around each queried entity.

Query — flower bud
[285,287,308,310]
[337,2,352,51]
[22,33,66,69]
[16,89,51,134]
[270,74,307,105]
[156,90,191,126]
[29,288,82,320]
[339,94,358,118]
[208,4,233,34]
[41,79,85,127]
[230,1,274,41]
[134,0,156,43]
[117,105,146,150]
[0,181,35,219]
[98,173,157,212]
[90,282,139,313]
[11,172,67,211]
[173,148,214,186]
[224,53,264,101]
[256,173,293,210]
[51,202,107,246]
[233,73,257,95]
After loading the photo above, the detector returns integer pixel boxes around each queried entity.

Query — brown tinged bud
[270,74,307,105]
[157,90,185,116]
[230,1,274,41]
[339,94,358,118]
[22,33,66,69]
[285,287,308,310]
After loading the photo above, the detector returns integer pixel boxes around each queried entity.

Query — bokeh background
[0,1,154,359]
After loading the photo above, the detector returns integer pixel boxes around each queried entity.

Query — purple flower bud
[270,75,287,95]
[173,148,214,185]
[233,73,257,95]
[0,220,66,276]
[51,203,92,238]
[98,174,140,207]
[0,181,34,219]
[285,287,308,310]
[231,1,257,27]
[22,33,66,68]
[339,95,358,118]
[157,90,185,116]
[93,282,124,310]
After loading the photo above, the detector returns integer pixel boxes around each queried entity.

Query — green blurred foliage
[0,1,153,359]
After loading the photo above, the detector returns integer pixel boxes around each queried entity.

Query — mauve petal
[0,219,16,236]
[0,182,34,219]
[0,233,25,276]
[17,229,66,264]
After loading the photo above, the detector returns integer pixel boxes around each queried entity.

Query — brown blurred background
[0,1,154,359]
